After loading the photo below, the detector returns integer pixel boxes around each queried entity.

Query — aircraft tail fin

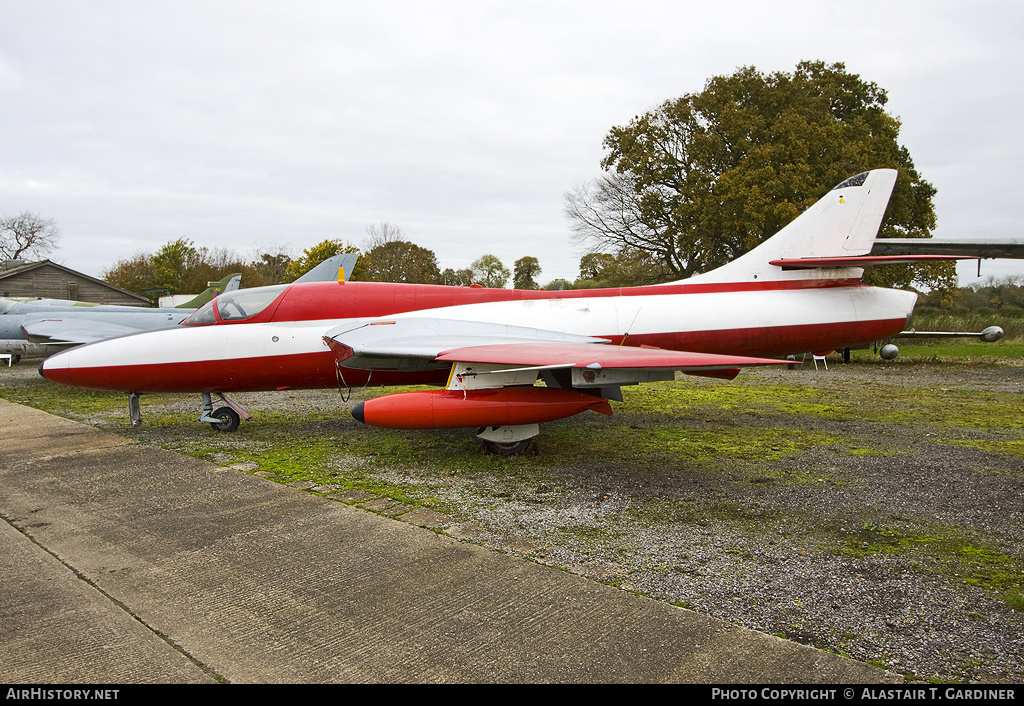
[685,169,898,284]
[294,253,359,283]
[175,273,242,309]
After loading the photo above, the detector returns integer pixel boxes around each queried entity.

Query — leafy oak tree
[441,267,474,286]
[283,239,364,283]
[361,240,442,283]
[470,254,510,288]
[513,256,542,290]
[575,248,670,288]
[103,238,280,298]
[566,61,953,291]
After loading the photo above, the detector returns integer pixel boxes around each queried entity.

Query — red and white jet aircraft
[41,169,960,452]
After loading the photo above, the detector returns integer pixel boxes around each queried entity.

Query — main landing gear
[476,424,540,456]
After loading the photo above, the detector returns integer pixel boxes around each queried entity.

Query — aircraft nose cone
[39,353,75,387]
[351,402,365,424]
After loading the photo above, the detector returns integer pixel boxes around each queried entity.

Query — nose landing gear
[199,392,251,432]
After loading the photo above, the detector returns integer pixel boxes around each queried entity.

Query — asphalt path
[0,399,900,683]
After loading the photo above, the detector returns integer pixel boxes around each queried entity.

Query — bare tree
[566,173,685,278]
[364,221,405,249]
[0,212,61,261]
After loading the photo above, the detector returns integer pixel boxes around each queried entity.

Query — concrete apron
[0,399,900,684]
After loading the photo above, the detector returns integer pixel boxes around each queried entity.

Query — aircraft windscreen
[183,285,289,324]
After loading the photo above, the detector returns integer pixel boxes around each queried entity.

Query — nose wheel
[209,407,240,432]
[199,392,250,432]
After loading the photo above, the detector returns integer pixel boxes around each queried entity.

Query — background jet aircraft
[43,170,958,453]
[0,273,240,360]
[2,253,358,360]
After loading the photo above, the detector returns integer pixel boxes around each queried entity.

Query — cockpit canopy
[183,284,289,324]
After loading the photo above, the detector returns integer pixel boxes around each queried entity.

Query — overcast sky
[1,1,1021,287]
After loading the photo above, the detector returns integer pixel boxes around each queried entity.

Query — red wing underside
[435,342,786,372]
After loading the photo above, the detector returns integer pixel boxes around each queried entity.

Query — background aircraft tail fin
[294,253,359,283]
[175,273,242,309]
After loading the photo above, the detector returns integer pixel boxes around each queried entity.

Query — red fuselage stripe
[54,317,907,393]
[188,278,866,327]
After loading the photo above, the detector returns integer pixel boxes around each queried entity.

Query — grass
[831,520,1024,595]
[619,373,1023,431]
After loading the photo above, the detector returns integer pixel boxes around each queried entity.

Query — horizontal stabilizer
[870,239,1024,259]
[770,254,972,270]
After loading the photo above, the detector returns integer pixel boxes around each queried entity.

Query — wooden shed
[0,260,152,307]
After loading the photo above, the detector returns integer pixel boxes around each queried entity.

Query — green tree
[566,61,952,291]
[150,238,204,293]
[470,254,510,288]
[103,239,264,299]
[102,253,154,294]
[513,256,542,290]
[361,240,441,283]
[284,240,363,283]
[441,268,474,286]
[250,247,293,285]
[576,248,670,288]
[542,278,575,291]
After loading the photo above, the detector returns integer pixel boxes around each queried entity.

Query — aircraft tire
[482,438,537,456]
[210,407,240,432]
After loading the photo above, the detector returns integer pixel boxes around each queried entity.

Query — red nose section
[353,386,613,430]
[39,357,75,387]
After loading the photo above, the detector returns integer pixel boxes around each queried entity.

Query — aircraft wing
[21,319,150,345]
[324,317,787,379]
[323,318,610,371]
[334,317,789,434]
